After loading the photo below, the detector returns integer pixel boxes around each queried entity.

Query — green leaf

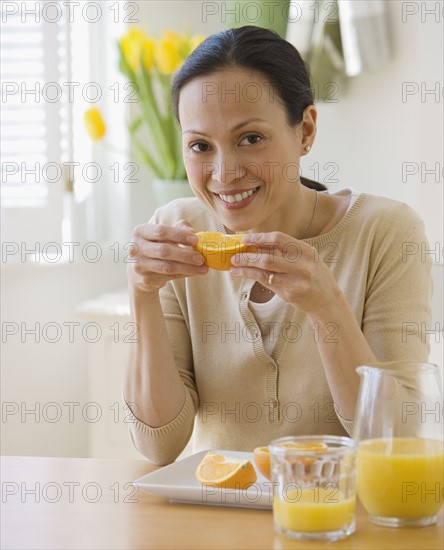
[128,116,143,134]
[131,136,164,179]
[137,67,176,177]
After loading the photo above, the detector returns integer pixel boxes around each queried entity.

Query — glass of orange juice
[269,435,357,541]
[354,362,444,527]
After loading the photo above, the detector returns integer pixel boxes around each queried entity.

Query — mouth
[213,186,260,207]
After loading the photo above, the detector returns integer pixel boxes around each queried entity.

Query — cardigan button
[268,363,276,372]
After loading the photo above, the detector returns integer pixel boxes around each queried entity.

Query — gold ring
[268,272,275,286]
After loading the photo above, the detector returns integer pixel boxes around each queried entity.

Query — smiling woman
[123,26,432,466]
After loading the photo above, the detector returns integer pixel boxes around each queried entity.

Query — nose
[211,152,246,185]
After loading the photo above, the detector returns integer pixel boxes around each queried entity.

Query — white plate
[133,449,273,509]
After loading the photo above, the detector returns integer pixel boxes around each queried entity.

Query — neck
[254,183,320,239]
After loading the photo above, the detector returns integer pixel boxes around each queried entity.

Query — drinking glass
[269,435,357,541]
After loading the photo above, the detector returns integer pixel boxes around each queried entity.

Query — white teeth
[218,188,257,204]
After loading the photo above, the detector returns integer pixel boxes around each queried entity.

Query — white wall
[303,1,443,247]
[1,255,127,456]
[1,1,442,457]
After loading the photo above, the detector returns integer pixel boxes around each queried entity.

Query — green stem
[130,135,163,178]
[137,68,175,178]
[173,121,186,179]
[159,73,185,179]
[158,73,177,175]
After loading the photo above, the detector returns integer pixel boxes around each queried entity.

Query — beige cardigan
[125,192,432,464]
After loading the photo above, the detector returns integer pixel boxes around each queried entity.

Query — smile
[215,187,260,204]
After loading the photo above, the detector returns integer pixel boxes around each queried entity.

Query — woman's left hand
[230,232,342,320]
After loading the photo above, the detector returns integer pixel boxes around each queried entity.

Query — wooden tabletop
[1,456,443,550]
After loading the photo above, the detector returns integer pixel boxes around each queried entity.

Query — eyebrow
[182,117,268,136]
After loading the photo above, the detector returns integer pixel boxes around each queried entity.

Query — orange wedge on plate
[195,452,257,489]
[282,441,329,467]
[253,446,272,480]
[194,232,257,270]
[254,441,329,479]
[282,441,329,453]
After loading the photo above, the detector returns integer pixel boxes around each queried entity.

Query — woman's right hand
[127,220,208,295]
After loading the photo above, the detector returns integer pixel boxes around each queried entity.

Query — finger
[139,240,205,266]
[135,256,208,277]
[242,232,315,254]
[242,241,318,269]
[241,231,284,247]
[230,266,277,288]
[135,223,198,246]
[232,247,316,278]
[231,249,284,272]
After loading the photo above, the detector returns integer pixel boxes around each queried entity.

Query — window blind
[1,0,69,208]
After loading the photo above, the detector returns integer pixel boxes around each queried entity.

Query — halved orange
[193,231,256,270]
[253,446,272,480]
[282,441,329,467]
[254,441,329,480]
[195,452,257,489]
[282,441,329,453]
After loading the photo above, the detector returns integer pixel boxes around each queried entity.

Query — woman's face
[179,67,314,233]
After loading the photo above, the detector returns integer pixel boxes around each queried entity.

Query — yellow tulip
[120,28,143,71]
[155,30,188,74]
[142,38,156,71]
[120,27,155,72]
[83,108,106,141]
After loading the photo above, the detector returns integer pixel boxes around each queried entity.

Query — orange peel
[253,446,272,480]
[193,231,257,270]
[195,452,257,489]
[254,441,329,480]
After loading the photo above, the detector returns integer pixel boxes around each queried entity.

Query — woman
[124,26,432,465]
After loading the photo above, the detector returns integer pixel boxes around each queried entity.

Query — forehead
[178,67,284,122]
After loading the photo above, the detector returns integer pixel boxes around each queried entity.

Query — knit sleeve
[124,389,196,465]
[362,214,433,363]
[123,209,199,465]
[124,279,199,465]
[336,208,433,434]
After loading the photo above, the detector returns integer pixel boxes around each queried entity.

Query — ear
[300,105,317,155]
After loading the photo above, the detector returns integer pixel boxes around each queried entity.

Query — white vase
[152,178,194,206]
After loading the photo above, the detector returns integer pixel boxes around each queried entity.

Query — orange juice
[357,438,444,518]
[274,488,356,532]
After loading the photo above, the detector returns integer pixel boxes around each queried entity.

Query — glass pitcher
[353,362,444,527]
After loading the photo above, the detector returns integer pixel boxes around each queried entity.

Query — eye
[240,134,262,145]
[189,142,210,153]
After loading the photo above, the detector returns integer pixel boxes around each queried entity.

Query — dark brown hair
[172,25,327,191]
